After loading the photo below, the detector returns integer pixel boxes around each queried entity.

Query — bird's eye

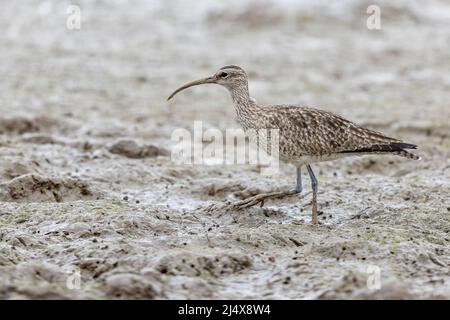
[219,72,229,78]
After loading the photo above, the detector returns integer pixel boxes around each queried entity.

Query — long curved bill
[167,77,215,101]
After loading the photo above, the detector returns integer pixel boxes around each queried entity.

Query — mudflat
[0,0,448,299]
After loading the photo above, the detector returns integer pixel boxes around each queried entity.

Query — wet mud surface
[0,0,449,299]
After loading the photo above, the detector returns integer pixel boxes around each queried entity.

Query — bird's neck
[228,83,257,122]
[229,83,249,105]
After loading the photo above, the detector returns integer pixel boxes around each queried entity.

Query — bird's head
[167,65,248,100]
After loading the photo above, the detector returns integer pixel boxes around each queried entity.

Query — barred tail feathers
[339,142,421,160]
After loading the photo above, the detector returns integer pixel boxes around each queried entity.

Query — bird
[167,65,420,224]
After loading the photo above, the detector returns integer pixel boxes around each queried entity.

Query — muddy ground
[0,0,449,299]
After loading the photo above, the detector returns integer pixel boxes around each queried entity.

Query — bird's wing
[265,106,412,156]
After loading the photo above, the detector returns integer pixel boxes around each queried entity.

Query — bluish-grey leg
[261,166,302,207]
[306,164,318,224]
[295,166,302,193]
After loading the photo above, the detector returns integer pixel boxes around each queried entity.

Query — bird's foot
[229,190,310,210]
[258,189,300,207]
[292,187,302,194]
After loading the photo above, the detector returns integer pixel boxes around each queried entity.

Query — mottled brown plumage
[168,65,420,224]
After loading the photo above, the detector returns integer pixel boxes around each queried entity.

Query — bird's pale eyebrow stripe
[220,65,242,70]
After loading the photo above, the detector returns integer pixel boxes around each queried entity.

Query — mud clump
[156,253,252,277]
[0,261,74,299]
[76,258,117,279]
[20,133,58,145]
[0,174,100,202]
[314,241,374,261]
[0,161,39,182]
[108,139,169,159]
[318,272,433,300]
[103,272,164,299]
[353,282,421,300]
[194,180,248,198]
[318,271,370,299]
[0,116,57,135]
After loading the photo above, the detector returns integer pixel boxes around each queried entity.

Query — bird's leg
[260,167,301,207]
[295,166,302,193]
[206,166,311,212]
[306,165,318,224]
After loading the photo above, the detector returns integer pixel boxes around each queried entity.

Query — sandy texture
[0,0,449,299]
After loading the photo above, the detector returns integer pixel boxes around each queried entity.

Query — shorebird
[167,65,420,224]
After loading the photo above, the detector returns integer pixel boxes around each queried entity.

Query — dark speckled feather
[238,104,420,163]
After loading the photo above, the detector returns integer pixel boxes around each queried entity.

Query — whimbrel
[167,65,420,224]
